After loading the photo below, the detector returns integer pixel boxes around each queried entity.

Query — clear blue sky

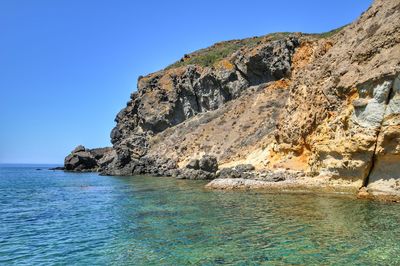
[0,0,373,164]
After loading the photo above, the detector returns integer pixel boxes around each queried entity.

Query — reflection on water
[1,166,400,265]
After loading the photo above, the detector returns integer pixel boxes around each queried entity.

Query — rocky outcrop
[65,0,400,201]
[106,36,301,175]
[275,0,400,152]
[64,145,114,172]
[269,0,400,199]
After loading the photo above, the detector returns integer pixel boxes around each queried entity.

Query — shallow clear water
[1,166,400,265]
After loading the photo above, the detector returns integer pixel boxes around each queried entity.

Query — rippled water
[1,165,400,265]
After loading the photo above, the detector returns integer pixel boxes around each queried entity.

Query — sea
[1,164,400,265]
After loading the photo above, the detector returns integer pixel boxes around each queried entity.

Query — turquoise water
[1,166,400,265]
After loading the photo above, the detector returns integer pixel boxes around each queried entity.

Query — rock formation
[64,145,114,172]
[105,36,301,176]
[272,0,400,199]
[65,0,400,201]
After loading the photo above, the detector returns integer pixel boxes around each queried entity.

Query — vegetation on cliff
[166,26,347,70]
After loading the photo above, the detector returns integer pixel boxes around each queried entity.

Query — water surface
[1,165,400,265]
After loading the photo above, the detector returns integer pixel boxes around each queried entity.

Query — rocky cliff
[66,0,400,201]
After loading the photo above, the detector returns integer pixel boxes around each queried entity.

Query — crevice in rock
[363,80,394,187]
[363,130,381,187]
[193,89,202,113]
[188,74,201,114]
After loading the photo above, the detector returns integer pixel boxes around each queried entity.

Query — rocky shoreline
[59,144,400,202]
[61,0,400,202]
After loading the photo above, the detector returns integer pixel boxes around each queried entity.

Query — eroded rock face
[272,0,400,191]
[232,38,299,86]
[276,0,400,152]
[305,78,396,183]
[148,83,289,171]
[106,37,300,175]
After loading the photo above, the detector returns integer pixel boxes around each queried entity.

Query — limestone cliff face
[273,0,400,195]
[66,0,400,199]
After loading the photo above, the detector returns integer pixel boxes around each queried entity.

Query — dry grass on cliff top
[165,32,293,69]
[165,26,346,70]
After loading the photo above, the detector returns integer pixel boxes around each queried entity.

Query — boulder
[217,167,243,179]
[199,155,218,173]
